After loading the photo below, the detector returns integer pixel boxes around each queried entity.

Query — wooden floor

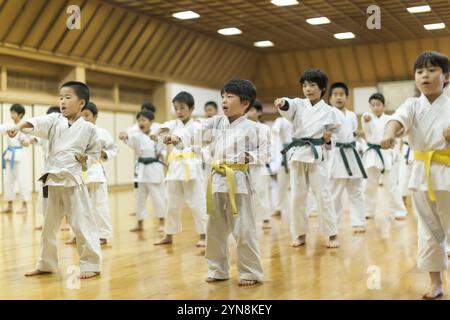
[0,187,448,300]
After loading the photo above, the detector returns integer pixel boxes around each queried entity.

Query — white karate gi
[390,93,450,272]
[24,113,102,273]
[271,117,293,216]
[279,98,340,239]
[1,123,31,202]
[84,126,117,239]
[156,119,206,235]
[176,115,268,281]
[329,109,366,227]
[247,121,272,223]
[361,112,407,218]
[123,130,167,221]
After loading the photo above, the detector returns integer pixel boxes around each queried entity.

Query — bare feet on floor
[25,270,52,277]
[34,225,43,231]
[1,208,13,214]
[65,237,76,245]
[17,206,27,214]
[291,235,306,247]
[196,234,206,247]
[205,277,228,283]
[308,212,318,218]
[238,279,259,287]
[422,286,444,300]
[154,235,173,245]
[60,224,70,231]
[352,226,366,234]
[100,238,107,245]
[79,271,101,279]
[272,210,281,217]
[326,235,340,248]
[130,220,143,232]
[394,216,406,221]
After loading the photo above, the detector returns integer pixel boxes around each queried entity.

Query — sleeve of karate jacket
[278,97,299,122]
[247,126,271,165]
[85,125,101,170]
[173,116,216,150]
[101,129,118,161]
[389,98,415,136]
[24,113,60,139]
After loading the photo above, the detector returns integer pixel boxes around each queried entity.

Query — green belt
[336,141,367,179]
[365,143,385,174]
[281,138,325,160]
[137,157,165,166]
[281,143,290,173]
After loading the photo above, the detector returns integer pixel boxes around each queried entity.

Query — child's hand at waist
[444,124,450,142]
[75,153,88,164]
[380,134,396,149]
[163,135,180,145]
[118,132,128,140]
[323,131,332,144]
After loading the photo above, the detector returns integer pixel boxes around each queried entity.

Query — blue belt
[2,146,23,169]
[404,142,411,165]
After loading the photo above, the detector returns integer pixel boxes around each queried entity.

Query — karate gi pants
[165,179,207,235]
[135,182,167,221]
[3,160,31,202]
[37,185,101,273]
[289,161,338,238]
[364,167,407,218]
[206,192,264,282]
[413,191,450,272]
[87,182,113,239]
[331,178,365,227]
[275,167,290,215]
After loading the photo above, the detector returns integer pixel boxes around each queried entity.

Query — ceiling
[103,0,450,51]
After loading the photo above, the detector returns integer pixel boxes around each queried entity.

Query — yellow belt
[206,161,249,215]
[81,158,102,182]
[414,148,450,201]
[168,151,198,182]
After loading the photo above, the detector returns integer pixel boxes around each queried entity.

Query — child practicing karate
[163,79,268,286]
[362,93,407,220]
[328,82,367,233]
[275,69,341,248]
[381,51,450,299]
[119,110,167,233]
[1,104,32,214]
[151,92,207,247]
[8,81,102,279]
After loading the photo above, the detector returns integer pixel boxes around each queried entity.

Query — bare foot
[60,224,70,231]
[352,226,366,234]
[238,279,259,287]
[365,215,373,220]
[291,235,306,247]
[17,207,27,214]
[1,208,13,214]
[422,287,444,300]
[272,210,281,217]
[262,220,271,229]
[205,277,228,283]
[196,239,206,247]
[308,212,318,218]
[65,237,76,245]
[79,271,100,279]
[154,235,173,245]
[100,238,107,245]
[130,220,143,232]
[394,216,406,221]
[326,235,340,248]
[34,225,43,231]
[25,269,52,277]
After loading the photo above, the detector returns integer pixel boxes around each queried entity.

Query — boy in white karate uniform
[165,79,268,286]
[245,99,272,229]
[119,110,167,233]
[381,51,450,299]
[78,102,117,245]
[152,92,207,247]
[271,116,293,218]
[328,82,367,233]
[362,93,407,220]
[1,104,32,214]
[275,69,340,248]
[9,81,102,279]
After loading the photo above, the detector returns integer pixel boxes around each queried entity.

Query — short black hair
[246,99,263,114]
[10,104,25,116]
[369,93,385,105]
[82,102,98,117]
[172,91,195,109]
[299,69,328,98]
[141,102,156,113]
[204,101,218,110]
[414,51,449,88]
[46,106,61,114]
[61,81,90,107]
[329,82,349,96]
[221,79,257,107]
[136,110,155,121]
